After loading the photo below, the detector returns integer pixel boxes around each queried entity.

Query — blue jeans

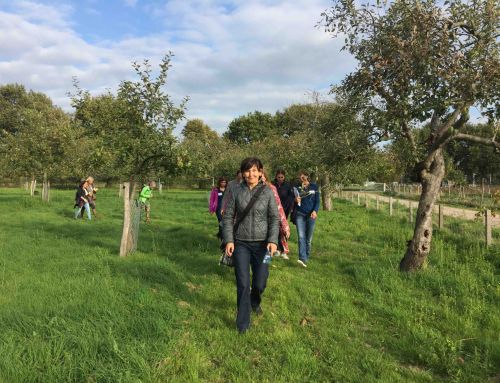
[75,202,91,220]
[233,241,269,331]
[295,212,316,262]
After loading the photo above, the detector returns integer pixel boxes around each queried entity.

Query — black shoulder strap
[234,184,267,231]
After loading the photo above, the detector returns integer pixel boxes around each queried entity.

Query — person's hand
[295,196,301,204]
[267,243,277,255]
[221,210,225,216]
[311,211,317,219]
[225,242,234,256]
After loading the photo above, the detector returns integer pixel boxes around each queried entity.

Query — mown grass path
[0,188,498,382]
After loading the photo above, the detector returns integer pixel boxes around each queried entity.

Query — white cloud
[123,0,138,7]
[0,0,354,133]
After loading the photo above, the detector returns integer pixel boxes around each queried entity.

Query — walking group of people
[74,177,97,220]
[209,157,320,333]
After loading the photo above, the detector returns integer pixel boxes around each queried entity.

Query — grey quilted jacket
[222,181,279,244]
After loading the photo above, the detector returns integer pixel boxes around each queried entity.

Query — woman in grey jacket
[223,157,280,334]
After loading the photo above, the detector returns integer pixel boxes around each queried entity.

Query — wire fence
[336,182,500,210]
[335,190,498,247]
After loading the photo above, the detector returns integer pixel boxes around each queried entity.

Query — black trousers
[233,240,269,331]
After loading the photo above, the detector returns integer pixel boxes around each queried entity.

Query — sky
[0,0,355,134]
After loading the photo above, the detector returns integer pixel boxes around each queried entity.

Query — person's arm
[209,188,217,213]
[267,190,280,249]
[222,193,236,255]
[271,185,290,238]
[284,184,295,212]
[311,184,320,219]
[220,183,233,213]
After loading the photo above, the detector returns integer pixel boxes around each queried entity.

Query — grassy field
[0,188,498,383]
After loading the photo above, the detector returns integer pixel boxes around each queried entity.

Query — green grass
[0,188,498,383]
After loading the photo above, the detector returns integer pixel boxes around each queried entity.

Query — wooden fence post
[485,209,492,247]
[438,204,444,229]
[389,197,393,216]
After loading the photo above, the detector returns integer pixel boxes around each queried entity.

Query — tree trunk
[119,182,132,257]
[120,180,140,256]
[42,172,49,202]
[321,173,332,211]
[128,182,140,252]
[399,150,446,271]
[30,175,36,197]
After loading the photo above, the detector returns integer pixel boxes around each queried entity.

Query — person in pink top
[209,177,227,239]
[262,170,290,259]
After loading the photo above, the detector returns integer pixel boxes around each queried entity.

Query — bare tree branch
[401,121,417,154]
[452,133,500,150]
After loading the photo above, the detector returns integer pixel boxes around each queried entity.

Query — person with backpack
[223,157,279,334]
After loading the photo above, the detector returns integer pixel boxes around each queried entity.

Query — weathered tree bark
[128,182,139,252]
[321,173,332,211]
[399,149,446,271]
[119,182,132,257]
[30,175,36,197]
[42,172,49,202]
[119,180,140,256]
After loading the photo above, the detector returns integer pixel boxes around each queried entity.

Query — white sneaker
[281,253,289,260]
[297,259,307,268]
[274,250,281,258]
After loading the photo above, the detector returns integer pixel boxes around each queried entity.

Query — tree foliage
[70,53,188,181]
[223,111,277,145]
[0,84,75,179]
[179,119,225,178]
[321,0,500,271]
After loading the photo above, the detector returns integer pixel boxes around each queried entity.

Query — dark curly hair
[240,157,263,173]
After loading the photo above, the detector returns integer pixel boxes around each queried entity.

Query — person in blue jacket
[293,171,320,268]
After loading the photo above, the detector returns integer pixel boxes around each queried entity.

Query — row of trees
[0,0,498,268]
[1,81,495,192]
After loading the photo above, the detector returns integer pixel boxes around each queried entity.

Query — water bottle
[263,249,272,264]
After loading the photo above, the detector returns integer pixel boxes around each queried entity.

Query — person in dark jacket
[223,157,279,334]
[293,171,320,268]
[272,169,294,219]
